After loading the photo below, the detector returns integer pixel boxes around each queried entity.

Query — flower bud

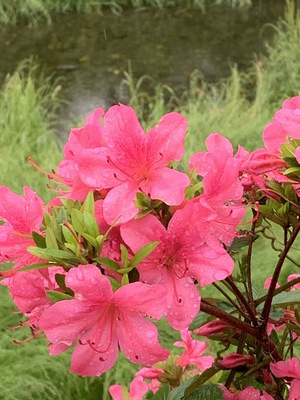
[218,353,255,369]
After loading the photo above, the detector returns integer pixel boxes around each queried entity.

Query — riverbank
[0,0,252,25]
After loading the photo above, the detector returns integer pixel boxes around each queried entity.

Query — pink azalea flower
[56,107,106,200]
[236,387,274,400]
[76,104,190,224]
[220,386,274,400]
[121,204,234,329]
[109,375,149,400]
[136,367,164,394]
[0,186,44,269]
[270,357,300,380]
[1,267,64,327]
[236,146,287,192]
[263,96,300,154]
[39,264,169,376]
[271,358,300,400]
[289,379,300,400]
[174,329,214,371]
[189,134,246,245]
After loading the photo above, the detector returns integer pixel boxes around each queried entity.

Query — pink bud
[194,319,233,337]
[218,353,255,369]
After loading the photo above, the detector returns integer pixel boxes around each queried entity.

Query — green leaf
[62,224,78,247]
[121,273,129,285]
[128,241,159,269]
[32,231,46,248]
[284,167,300,176]
[189,312,212,331]
[271,291,300,307]
[184,367,221,396]
[135,209,152,219]
[60,198,75,214]
[27,246,76,261]
[121,244,129,268]
[186,384,224,400]
[151,384,170,399]
[167,377,197,400]
[108,277,121,291]
[45,227,59,249]
[83,191,95,215]
[83,211,99,238]
[71,209,84,234]
[81,232,98,247]
[55,273,74,296]
[17,262,57,272]
[46,290,73,303]
[94,257,120,271]
[229,232,259,252]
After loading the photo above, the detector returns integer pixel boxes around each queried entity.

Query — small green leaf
[62,224,78,247]
[55,273,74,296]
[27,246,75,261]
[81,232,98,247]
[71,209,84,234]
[83,211,99,238]
[129,241,159,269]
[229,232,258,252]
[108,277,121,291]
[46,290,73,303]
[189,312,212,331]
[60,198,75,214]
[32,231,46,248]
[18,262,57,272]
[121,244,129,268]
[83,191,95,215]
[121,273,129,285]
[94,257,120,271]
[46,227,59,249]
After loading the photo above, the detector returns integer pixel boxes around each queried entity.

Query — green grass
[0,0,252,25]
[0,61,62,201]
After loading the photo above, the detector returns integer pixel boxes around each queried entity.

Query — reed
[0,0,252,25]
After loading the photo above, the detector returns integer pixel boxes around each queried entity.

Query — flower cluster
[1,97,300,399]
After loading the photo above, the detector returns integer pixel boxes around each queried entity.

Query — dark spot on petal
[99,357,104,362]
[178,298,182,303]
[135,355,139,360]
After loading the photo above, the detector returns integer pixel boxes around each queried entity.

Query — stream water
[0,1,288,119]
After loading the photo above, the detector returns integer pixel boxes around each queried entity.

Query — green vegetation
[0,0,252,25]
[124,0,300,158]
[1,1,300,399]
[0,62,62,200]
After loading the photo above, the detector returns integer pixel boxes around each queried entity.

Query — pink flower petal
[146,112,187,164]
[103,181,140,224]
[70,335,118,376]
[143,167,190,205]
[114,282,167,320]
[117,312,169,365]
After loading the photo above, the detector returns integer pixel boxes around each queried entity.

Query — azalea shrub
[1,98,300,399]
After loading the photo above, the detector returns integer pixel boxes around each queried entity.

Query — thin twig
[260,223,300,333]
